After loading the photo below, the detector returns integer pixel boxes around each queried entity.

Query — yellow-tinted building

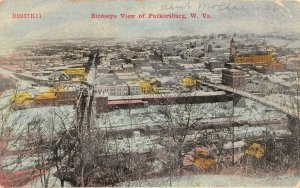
[230,38,275,65]
[139,81,153,94]
[64,67,86,80]
[137,80,162,94]
[11,87,78,109]
[181,76,198,88]
[11,91,33,105]
[35,92,57,100]
[35,87,65,100]
[234,54,274,65]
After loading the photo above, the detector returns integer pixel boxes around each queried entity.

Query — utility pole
[231,90,235,166]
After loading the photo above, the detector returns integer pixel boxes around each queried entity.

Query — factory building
[230,38,274,65]
[11,87,78,109]
[234,54,274,65]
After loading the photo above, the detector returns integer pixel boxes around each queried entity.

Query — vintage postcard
[0,0,300,187]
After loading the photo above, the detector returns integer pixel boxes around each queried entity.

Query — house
[48,71,70,81]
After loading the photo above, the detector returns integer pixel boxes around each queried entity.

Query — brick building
[222,69,246,88]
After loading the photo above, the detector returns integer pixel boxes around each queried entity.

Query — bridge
[203,83,297,117]
[76,50,97,131]
[203,83,300,134]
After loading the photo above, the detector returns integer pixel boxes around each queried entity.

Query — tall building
[230,38,237,61]
[222,69,246,88]
[204,43,213,53]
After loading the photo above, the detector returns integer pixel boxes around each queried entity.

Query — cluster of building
[229,38,286,74]
[11,86,78,109]
[96,79,162,96]
[1,33,299,111]
[0,41,92,84]
[93,35,257,98]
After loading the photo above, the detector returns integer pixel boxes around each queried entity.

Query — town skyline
[1,0,300,55]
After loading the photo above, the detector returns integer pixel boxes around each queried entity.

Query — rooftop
[108,91,226,101]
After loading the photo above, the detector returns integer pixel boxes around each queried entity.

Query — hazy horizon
[1,0,300,55]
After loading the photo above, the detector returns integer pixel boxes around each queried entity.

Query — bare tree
[0,95,47,187]
[145,95,231,182]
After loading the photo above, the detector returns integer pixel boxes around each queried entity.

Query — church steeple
[230,38,237,61]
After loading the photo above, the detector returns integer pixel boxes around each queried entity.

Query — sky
[0,0,300,54]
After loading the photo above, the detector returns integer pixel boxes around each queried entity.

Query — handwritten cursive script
[161,1,192,11]
[161,1,279,12]
[198,2,247,11]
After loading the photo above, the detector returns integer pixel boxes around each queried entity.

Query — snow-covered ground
[106,134,162,154]
[5,105,75,135]
[0,86,291,187]
[96,99,285,131]
[26,167,72,187]
[0,66,32,90]
[265,94,299,112]
[0,96,76,187]
[97,98,287,155]
[121,174,300,187]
